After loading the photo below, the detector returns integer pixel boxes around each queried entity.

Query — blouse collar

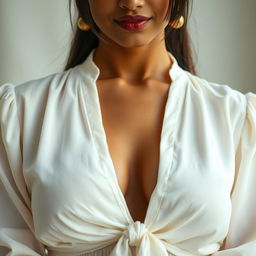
[76,47,185,84]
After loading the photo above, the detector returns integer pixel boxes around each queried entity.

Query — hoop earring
[169,16,184,29]
[77,17,91,31]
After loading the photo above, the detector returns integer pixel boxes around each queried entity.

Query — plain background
[0,0,255,93]
[0,0,255,254]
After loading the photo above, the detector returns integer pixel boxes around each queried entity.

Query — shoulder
[183,71,254,141]
[184,71,249,120]
[0,66,85,129]
[0,66,83,113]
[14,67,79,100]
[185,71,247,107]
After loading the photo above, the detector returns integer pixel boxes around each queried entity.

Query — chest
[96,79,170,222]
[28,79,235,245]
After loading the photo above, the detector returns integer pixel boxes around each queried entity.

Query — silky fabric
[0,48,256,256]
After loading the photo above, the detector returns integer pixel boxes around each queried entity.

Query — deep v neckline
[79,48,185,226]
[97,83,174,224]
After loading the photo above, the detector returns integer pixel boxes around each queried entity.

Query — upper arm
[0,83,46,255]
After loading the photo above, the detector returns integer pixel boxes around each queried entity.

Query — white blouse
[0,48,255,256]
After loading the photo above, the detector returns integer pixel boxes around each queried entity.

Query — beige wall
[0,0,255,91]
[189,0,256,93]
[0,0,72,85]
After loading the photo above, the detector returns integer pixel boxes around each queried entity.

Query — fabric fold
[110,221,169,256]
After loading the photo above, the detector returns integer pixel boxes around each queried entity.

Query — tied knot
[123,221,149,247]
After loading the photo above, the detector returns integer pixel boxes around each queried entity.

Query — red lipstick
[116,15,151,22]
[114,15,152,31]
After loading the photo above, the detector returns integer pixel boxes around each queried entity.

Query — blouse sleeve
[213,92,256,255]
[0,84,46,255]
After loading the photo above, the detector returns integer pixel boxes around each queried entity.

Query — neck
[92,31,173,85]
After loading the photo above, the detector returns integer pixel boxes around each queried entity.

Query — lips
[115,15,151,23]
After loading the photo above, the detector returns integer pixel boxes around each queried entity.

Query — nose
[118,0,144,10]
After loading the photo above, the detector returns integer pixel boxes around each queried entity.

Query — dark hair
[65,0,196,75]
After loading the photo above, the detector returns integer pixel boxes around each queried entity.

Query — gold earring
[169,16,184,29]
[77,17,91,31]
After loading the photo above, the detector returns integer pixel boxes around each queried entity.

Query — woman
[0,0,255,255]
